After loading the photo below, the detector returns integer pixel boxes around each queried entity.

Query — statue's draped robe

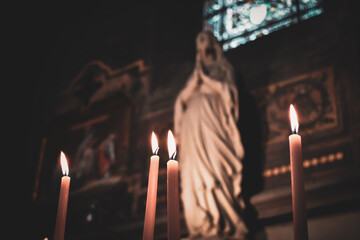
[175,59,248,238]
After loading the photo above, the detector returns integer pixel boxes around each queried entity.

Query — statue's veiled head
[196,31,223,65]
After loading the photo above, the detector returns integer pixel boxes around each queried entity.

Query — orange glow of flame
[60,151,69,176]
[167,130,177,159]
[289,104,299,134]
[151,131,159,155]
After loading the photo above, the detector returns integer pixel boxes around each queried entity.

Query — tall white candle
[54,151,70,240]
[289,105,308,240]
[167,130,180,240]
[143,132,160,240]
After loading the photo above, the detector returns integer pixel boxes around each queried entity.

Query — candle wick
[170,151,177,160]
[293,126,299,135]
[291,124,299,134]
[154,147,160,155]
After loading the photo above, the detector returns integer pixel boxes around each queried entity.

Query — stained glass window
[203,0,324,51]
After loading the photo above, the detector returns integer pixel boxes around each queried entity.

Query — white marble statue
[174,31,248,239]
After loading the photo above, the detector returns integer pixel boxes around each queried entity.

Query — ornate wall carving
[252,67,338,145]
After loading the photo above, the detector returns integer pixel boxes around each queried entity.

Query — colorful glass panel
[204,0,324,51]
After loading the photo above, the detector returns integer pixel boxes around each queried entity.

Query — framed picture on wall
[34,96,132,202]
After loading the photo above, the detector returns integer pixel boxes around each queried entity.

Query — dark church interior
[22,1,360,239]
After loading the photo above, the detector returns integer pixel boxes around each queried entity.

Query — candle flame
[151,131,159,155]
[167,130,177,159]
[60,151,69,176]
[289,104,299,134]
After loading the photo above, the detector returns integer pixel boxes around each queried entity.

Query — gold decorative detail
[303,160,311,168]
[311,157,319,166]
[280,165,288,174]
[263,169,272,178]
[328,153,335,162]
[263,151,344,178]
[336,151,344,160]
[319,156,327,164]
[272,167,280,176]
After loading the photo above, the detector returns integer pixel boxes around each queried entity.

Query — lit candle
[143,132,160,240]
[54,151,70,240]
[167,130,180,240]
[289,105,308,240]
